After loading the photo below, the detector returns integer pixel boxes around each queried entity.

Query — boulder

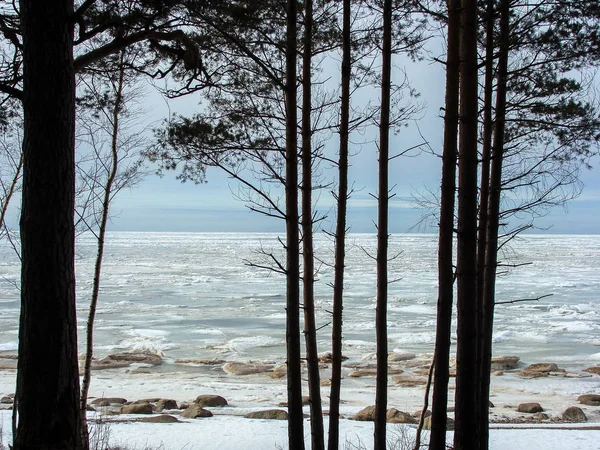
[562,406,587,423]
[532,412,550,421]
[423,416,454,430]
[90,358,130,370]
[490,356,520,371]
[352,406,376,421]
[517,403,543,413]
[391,375,428,387]
[244,409,288,420]
[180,405,213,419]
[388,351,416,362]
[120,403,153,415]
[156,399,179,411]
[266,365,287,379]
[279,396,310,407]
[524,363,559,372]
[320,379,332,387]
[174,358,226,365]
[0,396,13,404]
[91,397,127,405]
[138,415,180,423]
[412,410,431,418]
[349,368,403,378]
[105,351,162,366]
[386,409,417,424]
[578,394,600,406]
[583,367,600,375]
[131,398,161,404]
[318,352,348,363]
[194,395,228,407]
[223,362,273,375]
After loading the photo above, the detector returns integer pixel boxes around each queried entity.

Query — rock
[391,375,428,387]
[562,406,587,423]
[352,406,376,421]
[490,356,520,370]
[423,416,455,430]
[105,351,162,366]
[492,371,504,376]
[386,409,417,424]
[388,352,416,362]
[244,409,288,420]
[320,379,332,386]
[317,352,348,363]
[517,403,543,413]
[130,369,151,374]
[223,362,273,375]
[194,395,228,407]
[348,368,403,378]
[279,396,310,407]
[120,403,153,415]
[578,394,600,406]
[138,415,180,423]
[524,363,559,372]
[0,396,13,404]
[518,370,549,379]
[90,358,130,370]
[412,410,431,418]
[532,413,550,421]
[583,367,600,375]
[180,405,213,419]
[0,353,18,359]
[156,399,179,411]
[489,401,495,408]
[131,398,161,404]
[266,365,287,379]
[91,397,127,405]
[174,358,226,365]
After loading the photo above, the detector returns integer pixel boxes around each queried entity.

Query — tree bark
[15,0,83,449]
[301,1,325,448]
[453,0,480,448]
[374,0,392,448]
[327,0,350,448]
[285,0,305,448]
[429,0,460,448]
[479,1,510,448]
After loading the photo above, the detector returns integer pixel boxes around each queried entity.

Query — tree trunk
[476,0,496,442]
[374,0,392,448]
[301,1,325,449]
[15,0,83,449]
[429,0,460,448]
[327,0,351,448]
[453,0,480,448]
[80,51,126,448]
[285,0,305,448]
[479,1,510,448]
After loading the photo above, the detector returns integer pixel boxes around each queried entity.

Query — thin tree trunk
[80,51,126,447]
[285,0,305,448]
[0,153,23,232]
[479,1,510,448]
[327,0,351,448]
[301,1,325,448]
[454,0,480,448]
[374,0,392,448]
[476,0,496,441]
[15,0,83,449]
[429,0,460,447]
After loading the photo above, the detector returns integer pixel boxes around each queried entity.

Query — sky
[103,49,600,235]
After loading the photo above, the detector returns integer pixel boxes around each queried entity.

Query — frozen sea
[0,232,599,366]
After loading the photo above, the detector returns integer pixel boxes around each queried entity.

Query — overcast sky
[105,48,600,235]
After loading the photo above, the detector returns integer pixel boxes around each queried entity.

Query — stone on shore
[244,409,288,420]
[352,406,377,421]
[517,403,543,413]
[195,395,228,407]
[90,358,130,370]
[519,363,560,378]
[120,403,153,414]
[180,405,213,419]
[266,365,287,379]
[156,399,179,411]
[349,368,404,378]
[578,394,600,406]
[583,367,600,375]
[223,362,273,375]
[423,416,455,430]
[174,358,226,365]
[391,375,428,387]
[138,415,180,423]
[91,397,127,405]
[562,406,587,423]
[389,351,416,362]
[105,351,163,365]
[490,356,520,370]
[318,352,348,363]
[386,408,417,424]
[532,413,550,421]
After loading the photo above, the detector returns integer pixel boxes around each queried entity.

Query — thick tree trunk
[285,0,305,448]
[479,2,510,448]
[15,1,83,449]
[429,0,460,448]
[327,1,351,448]
[453,0,480,448]
[476,0,496,442]
[80,52,126,447]
[374,0,392,448]
[301,1,325,449]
